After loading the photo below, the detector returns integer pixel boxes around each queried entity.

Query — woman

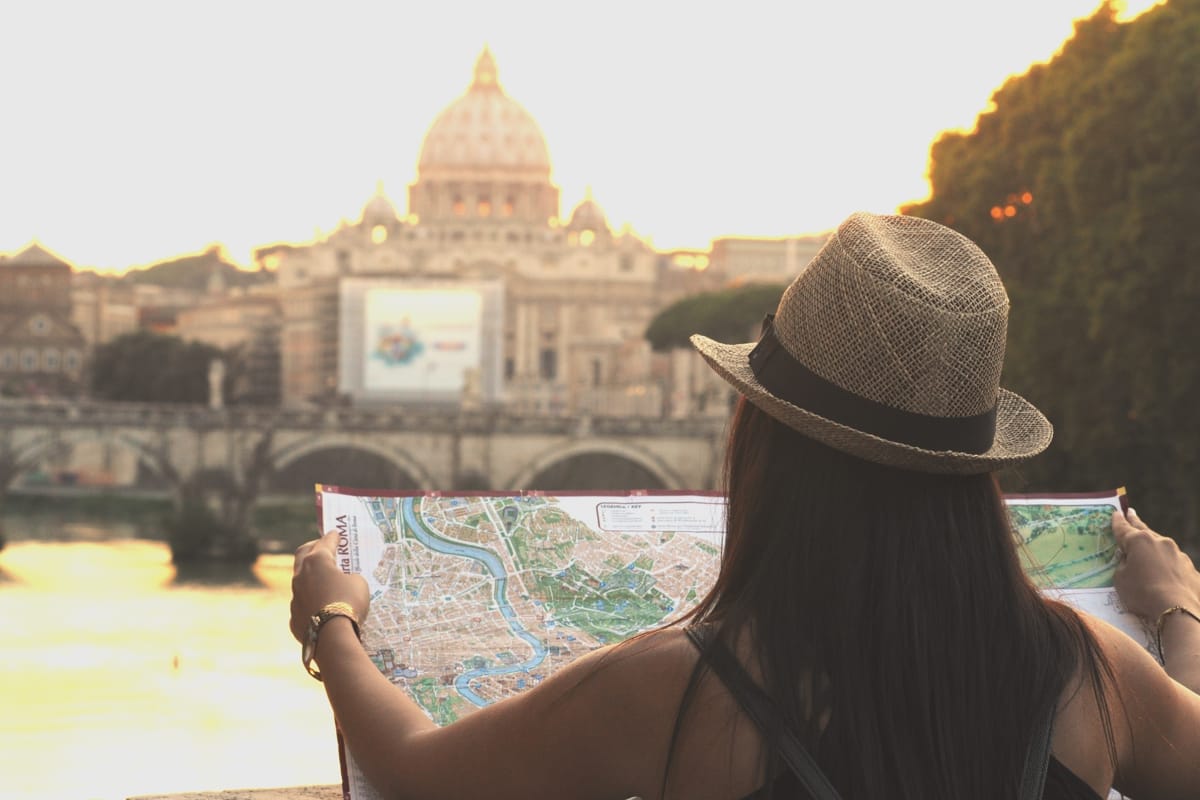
[291,213,1200,799]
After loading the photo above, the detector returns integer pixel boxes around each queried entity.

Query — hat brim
[690,334,1052,475]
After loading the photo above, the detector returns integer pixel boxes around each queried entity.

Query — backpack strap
[685,625,843,800]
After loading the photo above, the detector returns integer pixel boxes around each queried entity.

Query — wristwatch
[302,601,361,681]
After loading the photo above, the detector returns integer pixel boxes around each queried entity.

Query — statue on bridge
[208,358,226,410]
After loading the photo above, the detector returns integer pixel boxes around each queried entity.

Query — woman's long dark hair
[666,397,1117,798]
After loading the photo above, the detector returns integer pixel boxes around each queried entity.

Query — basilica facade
[257,47,692,415]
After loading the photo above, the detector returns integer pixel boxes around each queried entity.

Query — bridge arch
[4,428,171,487]
[270,436,436,493]
[504,439,684,491]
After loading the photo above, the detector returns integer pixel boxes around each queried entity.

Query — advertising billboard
[339,278,503,405]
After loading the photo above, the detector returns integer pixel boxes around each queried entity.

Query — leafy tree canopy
[122,245,271,291]
[645,283,786,351]
[904,0,1200,546]
[90,330,232,404]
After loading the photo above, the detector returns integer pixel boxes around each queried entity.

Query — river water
[0,516,343,800]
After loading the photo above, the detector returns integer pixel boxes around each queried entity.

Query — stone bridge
[0,401,728,531]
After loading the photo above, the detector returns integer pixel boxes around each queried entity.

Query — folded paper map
[316,486,1144,800]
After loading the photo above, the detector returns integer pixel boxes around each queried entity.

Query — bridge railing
[0,399,728,438]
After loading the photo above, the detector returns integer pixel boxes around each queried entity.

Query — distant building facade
[175,285,282,406]
[708,234,828,285]
[71,274,140,347]
[175,285,280,352]
[258,48,679,415]
[0,243,87,397]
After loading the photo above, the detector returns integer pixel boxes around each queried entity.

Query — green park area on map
[1011,504,1119,589]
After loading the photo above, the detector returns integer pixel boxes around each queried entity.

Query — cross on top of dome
[472,45,499,90]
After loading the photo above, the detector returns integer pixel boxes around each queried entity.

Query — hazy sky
[0,0,1160,271]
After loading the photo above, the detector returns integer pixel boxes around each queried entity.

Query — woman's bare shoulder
[550,626,702,711]
[1070,612,1200,798]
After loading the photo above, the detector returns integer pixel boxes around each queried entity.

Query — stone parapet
[129,786,341,800]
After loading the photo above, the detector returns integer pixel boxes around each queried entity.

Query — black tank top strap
[1021,697,1057,800]
[685,624,842,800]
[684,624,1058,800]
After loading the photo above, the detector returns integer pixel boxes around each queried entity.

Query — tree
[90,330,232,404]
[904,0,1200,547]
[122,245,271,292]
[645,283,786,351]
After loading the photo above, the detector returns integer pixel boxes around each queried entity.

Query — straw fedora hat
[690,212,1052,474]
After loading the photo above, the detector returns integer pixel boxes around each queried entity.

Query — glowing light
[1004,205,1017,217]
[1021,192,1034,204]
[671,253,710,270]
[990,206,1004,220]
[478,200,492,217]
[261,254,282,271]
[371,225,388,244]
[579,229,595,247]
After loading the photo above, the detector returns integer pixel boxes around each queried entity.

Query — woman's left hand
[290,530,371,644]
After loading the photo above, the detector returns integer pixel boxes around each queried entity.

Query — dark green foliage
[645,283,786,351]
[122,245,270,291]
[90,330,231,404]
[904,0,1200,547]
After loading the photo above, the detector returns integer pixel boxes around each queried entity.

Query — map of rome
[318,487,1139,800]
[320,488,1132,724]
[319,490,724,726]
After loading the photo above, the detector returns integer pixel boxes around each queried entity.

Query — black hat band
[748,315,998,454]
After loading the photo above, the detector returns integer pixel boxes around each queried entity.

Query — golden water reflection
[1,540,340,800]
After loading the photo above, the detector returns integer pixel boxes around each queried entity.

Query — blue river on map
[400,497,548,705]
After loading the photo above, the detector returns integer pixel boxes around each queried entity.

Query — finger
[293,540,318,575]
[318,529,342,553]
[1126,507,1150,531]
[1111,510,1136,546]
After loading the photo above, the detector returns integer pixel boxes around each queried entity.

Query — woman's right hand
[1112,508,1200,621]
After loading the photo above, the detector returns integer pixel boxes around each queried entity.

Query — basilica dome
[417,47,551,174]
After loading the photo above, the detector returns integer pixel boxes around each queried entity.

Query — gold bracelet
[1154,605,1200,662]
[302,601,362,681]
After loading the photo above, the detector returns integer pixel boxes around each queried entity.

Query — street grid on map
[353,495,721,726]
